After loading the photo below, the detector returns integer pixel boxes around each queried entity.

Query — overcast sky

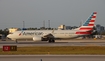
[0,0,105,29]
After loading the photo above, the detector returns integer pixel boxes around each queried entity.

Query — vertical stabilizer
[76,12,97,35]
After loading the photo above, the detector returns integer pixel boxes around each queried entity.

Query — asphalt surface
[0,39,105,48]
[0,55,105,61]
[0,40,105,61]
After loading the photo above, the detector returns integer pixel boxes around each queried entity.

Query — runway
[0,39,105,48]
[0,55,105,61]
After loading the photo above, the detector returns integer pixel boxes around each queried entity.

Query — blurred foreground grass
[0,46,105,55]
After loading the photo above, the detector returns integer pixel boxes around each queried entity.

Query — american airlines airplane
[7,12,97,43]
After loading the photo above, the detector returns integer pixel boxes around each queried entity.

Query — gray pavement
[0,40,105,61]
[0,55,105,61]
[0,40,105,48]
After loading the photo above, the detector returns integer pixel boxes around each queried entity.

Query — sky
[0,0,105,29]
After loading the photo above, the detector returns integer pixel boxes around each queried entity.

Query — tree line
[0,28,9,37]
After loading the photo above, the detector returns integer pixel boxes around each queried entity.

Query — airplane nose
[7,34,12,40]
[7,34,11,38]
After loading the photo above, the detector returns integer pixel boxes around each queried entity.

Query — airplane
[7,12,97,43]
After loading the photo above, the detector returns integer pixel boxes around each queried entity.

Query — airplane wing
[43,29,55,38]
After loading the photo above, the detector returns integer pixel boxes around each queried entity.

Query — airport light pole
[48,20,50,29]
[23,21,25,29]
[43,20,45,28]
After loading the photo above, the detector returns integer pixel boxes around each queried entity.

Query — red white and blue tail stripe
[76,12,97,35]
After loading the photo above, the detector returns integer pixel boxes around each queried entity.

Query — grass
[0,46,105,55]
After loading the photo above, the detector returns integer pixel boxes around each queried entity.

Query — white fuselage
[7,30,81,40]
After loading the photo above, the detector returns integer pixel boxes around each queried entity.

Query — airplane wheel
[51,39,55,43]
[48,38,55,43]
[48,39,51,43]
[53,40,55,43]
[15,39,18,43]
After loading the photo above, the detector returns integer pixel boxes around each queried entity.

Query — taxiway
[0,55,105,61]
[0,39,105,48]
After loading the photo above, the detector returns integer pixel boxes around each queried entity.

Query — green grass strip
[0,46,105,55]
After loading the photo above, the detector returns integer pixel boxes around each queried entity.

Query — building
[58,25,66,30]
[95,24,105,34]
[58,24,79,30]
[66,26,72,30]
[65,26,78,30]
[9,28,18,34]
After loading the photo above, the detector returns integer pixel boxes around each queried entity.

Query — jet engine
[33,35,55,43]
[33,36,42,41]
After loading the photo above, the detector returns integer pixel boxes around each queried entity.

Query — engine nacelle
[33,36,42,41]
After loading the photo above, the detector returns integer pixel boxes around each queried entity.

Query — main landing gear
[48,38,55,43]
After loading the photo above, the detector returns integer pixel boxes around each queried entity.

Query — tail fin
[75,12,97,35]
[79,12,97,31]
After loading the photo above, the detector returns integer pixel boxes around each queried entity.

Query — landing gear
[15,39,18,43]
[48,38,55,43]
[11,39,18,43]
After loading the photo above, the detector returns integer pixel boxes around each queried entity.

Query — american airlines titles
[22,32,43,35]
